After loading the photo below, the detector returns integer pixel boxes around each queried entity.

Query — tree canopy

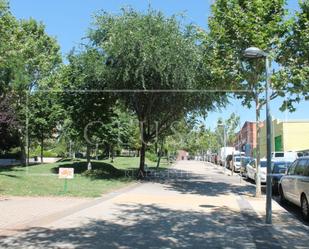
[88,8,226,173]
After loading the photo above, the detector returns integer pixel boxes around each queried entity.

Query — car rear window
[273,164,288,174]
[275,152,284,157]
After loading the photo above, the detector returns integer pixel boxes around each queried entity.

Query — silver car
[279,157,309,220]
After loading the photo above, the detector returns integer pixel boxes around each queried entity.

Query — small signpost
[59,168,74,193]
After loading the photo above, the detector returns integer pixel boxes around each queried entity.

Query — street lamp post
[243,47,272,224]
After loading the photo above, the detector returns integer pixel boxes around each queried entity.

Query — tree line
[0,0,308,177]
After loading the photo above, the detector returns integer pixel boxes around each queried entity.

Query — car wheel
[301,194,309,221]
[279,185,286,204]
[272,181,278,195]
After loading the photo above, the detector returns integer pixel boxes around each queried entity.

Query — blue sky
[9,0,309,129]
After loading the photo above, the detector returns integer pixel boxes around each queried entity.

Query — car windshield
[273,163,289,173]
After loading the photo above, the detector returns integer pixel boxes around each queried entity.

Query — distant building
[234,121,259,157]
[260,119,309,157]
[177,150,189,160]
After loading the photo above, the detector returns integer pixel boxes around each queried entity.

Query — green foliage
[0,1,62,161]
[30,147,58,158]
[146,151,157,162]
[89,8,226,170]
[60,49,115,143]
[164,113,240,155]
[215,113,240,147]
[207,0,290,108]
[278,0,309,110]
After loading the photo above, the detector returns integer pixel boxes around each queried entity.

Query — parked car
[297,152,309,158]
[218,147,235,166]
[271,161,292,194]
[272,151,298,162]
[211,154,218,164]
[279,157,309,220]
[226,155,244,172]
[240,157,254,176]
[246,159,271,184]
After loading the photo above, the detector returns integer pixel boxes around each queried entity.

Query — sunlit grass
[0,157,170,197]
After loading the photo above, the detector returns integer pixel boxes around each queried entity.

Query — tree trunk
[72,142,75,159]
[231,151,234,176]
[110,146,114,163]
[19,129,26,166]
[156,152,162,169]
[40,134,44,164]
[87,145,92,170]
[255,97,262,197]
[27,137,30,166]
[20,142,26,166]
[108,144,111,160]
[138,141,146,178]
[95,143,98,160]
[156,140,164,169]
[167,151,170,165]
[69,140,72,158]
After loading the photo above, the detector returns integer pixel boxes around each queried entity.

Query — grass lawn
[0,157,170,197]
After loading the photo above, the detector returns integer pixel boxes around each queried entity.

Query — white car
[231,156,243,172]
[279,157,309,220]
[246,159,267,183]
[272,151,298,162]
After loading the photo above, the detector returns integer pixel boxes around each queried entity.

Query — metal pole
[265,56,272,224]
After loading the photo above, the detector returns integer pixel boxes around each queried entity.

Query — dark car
[271,161,291,194]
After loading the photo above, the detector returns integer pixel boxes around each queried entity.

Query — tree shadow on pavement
[161,169,256,197]
[1,203,308,249]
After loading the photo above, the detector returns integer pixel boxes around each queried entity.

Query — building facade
[177,150,189,161]
[260,119,309,157]
[234,121,257,157]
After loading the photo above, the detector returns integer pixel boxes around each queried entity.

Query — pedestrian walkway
[0,161,308,248]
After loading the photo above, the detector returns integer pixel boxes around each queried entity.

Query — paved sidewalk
[0,196,88,236]
[1,161,308,248]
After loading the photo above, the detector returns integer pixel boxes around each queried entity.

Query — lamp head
[243,47,267,58]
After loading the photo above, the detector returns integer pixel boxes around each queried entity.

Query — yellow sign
[59,168,74,179]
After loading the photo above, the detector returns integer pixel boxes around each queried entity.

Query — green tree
[0,0,19,93]
[28,92,62,163]
[89,8,225,175]
[214,113,240,151]
[207,0,290,196]
[60,48,115,169]
[0,1,62,163]
[278,0,309,110]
